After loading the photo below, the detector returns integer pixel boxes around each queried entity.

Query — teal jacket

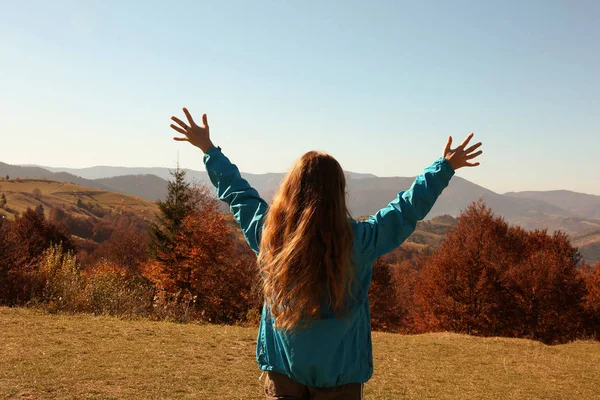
[203,146,455,388]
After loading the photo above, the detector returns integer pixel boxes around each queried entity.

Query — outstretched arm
[170,108,268,255]
[354,133,483,262]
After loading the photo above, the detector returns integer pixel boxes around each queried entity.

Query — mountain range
[2,161,599,263]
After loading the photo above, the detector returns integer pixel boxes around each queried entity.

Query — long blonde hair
[258,151,355,331]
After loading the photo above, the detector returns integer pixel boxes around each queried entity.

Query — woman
[170,108,482,399]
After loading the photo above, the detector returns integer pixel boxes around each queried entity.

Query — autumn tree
[415,200,587,344]
[32,188,42,200]
[502,229,585,343]
[63,216,95,240]
[93,228,148,271]
[0,217,13,303]
[0,208,73,305]
[144,183,260,323]
[415,201,512,336]
[369,258,404,331]
[176,208,258,322]
[9,208,74,269]
[49,207,66,224]
[581,262,600,337]
[391,259,422,333]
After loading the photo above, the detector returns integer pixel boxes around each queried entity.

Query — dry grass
[1,307,599,400]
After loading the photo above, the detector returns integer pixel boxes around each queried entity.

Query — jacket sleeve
[353,157,454,263]
[203,146,268,255]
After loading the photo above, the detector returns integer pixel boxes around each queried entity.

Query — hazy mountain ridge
[9,163,600,228]
[505,190,600,220]
[3,161,600,263]
[1,162,169,202]
[40,165,378,182]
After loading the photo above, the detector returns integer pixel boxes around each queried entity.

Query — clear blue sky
[1,0,598,194]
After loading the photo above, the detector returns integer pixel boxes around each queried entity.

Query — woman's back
[202,146,454,387]
[169,107,483,394]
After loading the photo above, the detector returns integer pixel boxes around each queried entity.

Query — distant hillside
[346,175,578,226]
[395,214,458,258]
[0,162,168,202]
[34,163,599,231]
[37,164,598,226]
[0,177,158,224]
[41,165,378,182]
[94,175,168,202]
[5,161,600,262]
[572,228,600,265]
[2,169,599,263]
[505,190,600,220]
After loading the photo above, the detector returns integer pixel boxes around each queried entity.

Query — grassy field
[1,308,599,399]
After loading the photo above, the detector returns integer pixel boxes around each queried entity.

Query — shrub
[149,288,200,323]
[32,188,42,200]
[82,261,152,317]
[0,208,73,305]
[37,244,84,312]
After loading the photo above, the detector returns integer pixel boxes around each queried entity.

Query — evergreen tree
[149,165,194,263]
[0,193,6,208]
[5,175,9,180]
[35,204,44,216]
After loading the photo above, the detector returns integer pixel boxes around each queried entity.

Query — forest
[1,169,598,345]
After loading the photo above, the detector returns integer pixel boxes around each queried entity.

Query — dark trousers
[264,371,364,400]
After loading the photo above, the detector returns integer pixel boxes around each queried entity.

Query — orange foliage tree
[415,200,586,344]
[369,258,403,331]
[0,217,13,304]
[0,208,73,305]
[370,258,422,333]
[391,259,421,333]
[502,229,585,343]
[144,186,260,323]
[581,262,600,337]
[415,201,512,336]
[92,228,148,271]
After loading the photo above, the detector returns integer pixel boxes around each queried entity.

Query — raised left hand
[170,108,215,153]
